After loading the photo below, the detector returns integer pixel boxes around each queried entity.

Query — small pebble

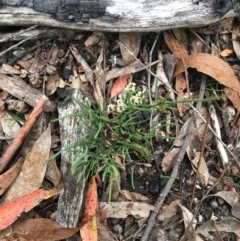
[210,199,218,209]
[198,214,203,223]
[113,224,123,234]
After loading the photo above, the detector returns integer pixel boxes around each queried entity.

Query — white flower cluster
[107,82,147,113]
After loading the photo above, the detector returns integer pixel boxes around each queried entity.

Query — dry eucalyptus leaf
[46,73,60,96]
[161,147,179,173]
[195,217,240,239]
[175,74,187,116]
[3,126,51,203]
[174,52,240,110]
[207,191,240,207]
[190,150,209,186]
[100,202,155,219]
[0,158,23,196]
[185,53,240,95]
[158,200,179,222]
[12,218,78,241]
[119,33,141,66]
[152,51,175,100]
[45,159,62,187]
[231,202,240,219]
[178,204,197,230]
[163,31,189,60]
[225,88,240,112]
[120,190,151,202]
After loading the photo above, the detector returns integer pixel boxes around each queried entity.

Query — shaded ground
[0,18,240,241]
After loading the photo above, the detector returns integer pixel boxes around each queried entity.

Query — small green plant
[55,82,176,198]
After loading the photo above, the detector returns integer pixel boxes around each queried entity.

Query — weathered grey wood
[56,89,88,228]
[0,0,237,32]
[0,74,56,112]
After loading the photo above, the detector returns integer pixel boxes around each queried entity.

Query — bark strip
[56,89,88,228]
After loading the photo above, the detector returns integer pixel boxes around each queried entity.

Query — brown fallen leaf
[163,31,189,61]
[175,73,187,116]
[45,72,60,96]
[120,190,151,202]
[97,220,115,241]
[110,74,129,99]
[3,125,51,203]
[0,96,48,173]
[119,32,141,66]
[158,200,179,222]
[178,204,197,230]
[190,150,209,186]
[80,216,97,241]
[175,52,240,111]
[196,217,240,240]
[12,218,78,241]
[0,158,23,196]
[225,88,240,112]
[186,53,240,95]
[100,202,155,219]
[207,191,240,207]
[45,157,62,187]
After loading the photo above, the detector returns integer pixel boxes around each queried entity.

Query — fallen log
[0,0,239,32]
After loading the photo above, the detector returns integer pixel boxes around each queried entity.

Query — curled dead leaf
[185,53,240,95]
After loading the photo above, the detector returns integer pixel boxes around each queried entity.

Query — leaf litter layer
[0,25,239,241]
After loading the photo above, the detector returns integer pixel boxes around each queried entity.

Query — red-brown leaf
[110,74,129,99]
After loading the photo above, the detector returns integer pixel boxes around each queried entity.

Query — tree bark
[0,0,237,32]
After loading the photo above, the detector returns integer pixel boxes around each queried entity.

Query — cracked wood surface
[0,0,237,32]
[56,89,88,228]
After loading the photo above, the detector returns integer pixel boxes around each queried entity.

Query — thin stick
[0,96,47,173]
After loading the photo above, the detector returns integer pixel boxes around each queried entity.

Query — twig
[148,32,160,105]
[152,51,175,101]
[0,33,37,57]
[70,45,94,86]
[0,73,55,112]
[0,96,47,173]
[209,104,229,166]
[0,25,37,43]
